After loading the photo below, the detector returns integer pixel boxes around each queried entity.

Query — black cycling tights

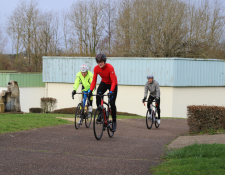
[97,82,118,122]
[147,96,160,119]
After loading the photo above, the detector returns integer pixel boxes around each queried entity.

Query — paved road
[0,118,188,175]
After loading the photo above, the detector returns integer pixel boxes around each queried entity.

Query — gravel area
[167,133,225,149]
[0,118,188,175]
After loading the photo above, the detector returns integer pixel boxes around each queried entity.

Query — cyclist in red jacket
[88,53,118,132]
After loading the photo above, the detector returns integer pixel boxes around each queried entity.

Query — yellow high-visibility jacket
[73,71,93,92]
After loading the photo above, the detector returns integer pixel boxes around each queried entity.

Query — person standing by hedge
[72,65,94,118]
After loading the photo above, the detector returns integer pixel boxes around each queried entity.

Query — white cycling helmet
[80,64,88,73]
[147,74,154,79]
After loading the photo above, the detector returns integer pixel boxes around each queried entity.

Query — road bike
[74,92,92,129]
[144,99,160,129]
[92,93,114,140]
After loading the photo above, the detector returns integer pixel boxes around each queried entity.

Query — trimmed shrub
[187,105,225,133]
[52,107,76,114]
[41,97,57,113]
[29,108,43,113]
[52,107,138,116]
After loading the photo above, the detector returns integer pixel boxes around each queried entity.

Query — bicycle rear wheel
[75,104,82,129]
[146,109,153,129]
[85,112,92,128]
[93,107,104,140]
[155,111,160,128]
[107,111,114,138]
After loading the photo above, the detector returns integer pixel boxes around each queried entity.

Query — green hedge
[52,107,138,116]
[187,105,225,133]
[29,108,43,113]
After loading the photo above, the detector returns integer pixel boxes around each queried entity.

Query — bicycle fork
[150,105,155,121]
[100,100,107,126]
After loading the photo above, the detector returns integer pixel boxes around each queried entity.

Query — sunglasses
[97,60,104,64]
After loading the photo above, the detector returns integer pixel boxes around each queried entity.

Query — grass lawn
[0,113,142,134]
[55,114,143,119]
[116,115,142,119]
[152,143,225,175]
[0,113,71,134]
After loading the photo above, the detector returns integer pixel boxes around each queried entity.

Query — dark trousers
[147,96,160,119]
[97,82,118,122]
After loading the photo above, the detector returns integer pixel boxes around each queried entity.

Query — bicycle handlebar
[92,93,111,107]
[92,93,109,97]
[143,100,155,103]
[73,92,90,102]
[76,92,88,95]
[143,100,156,106]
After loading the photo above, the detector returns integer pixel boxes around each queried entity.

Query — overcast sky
[0,0,224,54]
[0,0,76,54]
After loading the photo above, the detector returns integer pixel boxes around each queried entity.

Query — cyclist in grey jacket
[142,74,161,124]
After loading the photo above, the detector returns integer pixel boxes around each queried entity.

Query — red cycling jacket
[90,63,118,92]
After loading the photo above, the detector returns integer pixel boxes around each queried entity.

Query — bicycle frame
[94,94,112,126]
[151,103,157,116]
[102,97,111,126]
[144,100,157,118]
[76,92,91,108]
[143,97,160,129]
[93,93,114,140]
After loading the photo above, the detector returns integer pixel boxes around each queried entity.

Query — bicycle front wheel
[155,111,160,128]
[107,111,114,138]
[75,104,82,129]
[93,107,104,140]
[85,112,92,128]
[146,109,153,129]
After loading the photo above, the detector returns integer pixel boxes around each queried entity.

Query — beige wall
[2,85,224,117]
[46,83,173,117]
[116,85,173,117]
[0,87,45,112]
[172,87,225,118]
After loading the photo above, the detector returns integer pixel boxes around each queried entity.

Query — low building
[0,72,45,112]
[42,57,225,118]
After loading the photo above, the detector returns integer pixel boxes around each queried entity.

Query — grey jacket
[144,80,160,99]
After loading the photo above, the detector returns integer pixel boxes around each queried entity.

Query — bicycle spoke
[75,104,82,129]
[85,112,92,128]
[155,111,160,128]
[107,111,114,138]
[146,109,153,129]
[93,107,104,140]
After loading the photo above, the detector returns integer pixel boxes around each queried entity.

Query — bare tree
[7,0,41,66]
[102,0,117,54]
[152,0,188,57]
[6,9,23,58]
[51,14,60,55]
[69,0,105,56]
[21,0,40,65]
[62,10,69,52]
[114,0,133,56]
[39,11,54,55]
[186,0,225,58]
[2,0,225,73]
[0,25,7,54]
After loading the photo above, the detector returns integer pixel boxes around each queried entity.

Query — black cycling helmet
[95,53,106,63]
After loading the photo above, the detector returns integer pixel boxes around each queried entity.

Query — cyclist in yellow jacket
[72,65,93,114]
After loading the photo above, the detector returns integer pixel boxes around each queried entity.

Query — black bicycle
[74,92,93,129]
[144,99,160,129]
[92,93,114,140]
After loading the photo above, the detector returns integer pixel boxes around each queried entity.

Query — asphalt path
[0,118,188,175]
